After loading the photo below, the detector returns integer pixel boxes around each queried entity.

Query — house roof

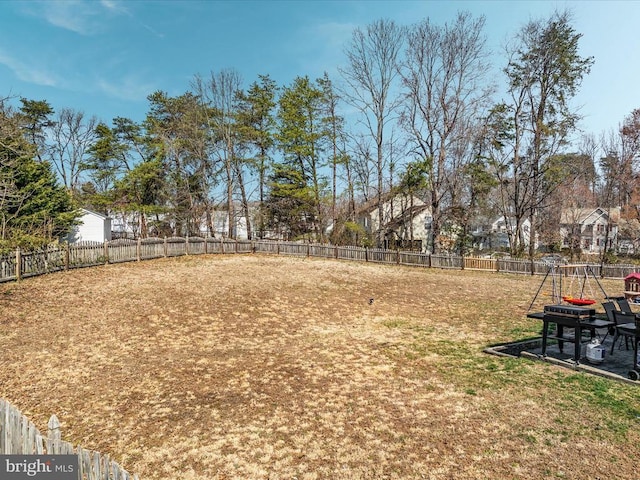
[560,207,618,225]
[383,204,431,231]
[356,192,427,216]
[80,208,110,220]
[624,273,640,281]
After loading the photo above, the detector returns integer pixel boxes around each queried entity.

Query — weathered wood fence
[0,398,139,479]
[1,238,639,283]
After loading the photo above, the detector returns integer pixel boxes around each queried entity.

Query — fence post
[496,259,500,273]
[48,415,61,442]
[221,237,225,254]
[47,414,63,455]
[64,243,70,271]
[396,249,400,265]
[136,238,141,262]
[15,247,21,281]
[185,235,189,256]
[461,255,465,270]
[204,235,208,255]
[365,247,368,262]
[307,243,311,258]
[428,253,432,268]
[163,237,168,257]
[104,241,109,265]
[235,239,238,253]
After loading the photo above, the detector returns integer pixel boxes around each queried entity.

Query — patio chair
[603,301,617,322]
[616,297,634,314]
[594,301,618,343]
[611,310,637,354]
[615,316,640,380]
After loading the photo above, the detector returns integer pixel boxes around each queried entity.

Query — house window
[597,224,604,233]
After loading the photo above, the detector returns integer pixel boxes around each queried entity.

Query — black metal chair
[603,301,617,322]
[593,301,617,343]
[615,316,640,380]
[616,297,634,314]
[611,310,637,354]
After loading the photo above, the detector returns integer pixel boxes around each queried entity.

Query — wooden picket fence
[0,398,139,479]
[1,238,640,283]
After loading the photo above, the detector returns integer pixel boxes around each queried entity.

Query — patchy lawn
[0,255,638,479]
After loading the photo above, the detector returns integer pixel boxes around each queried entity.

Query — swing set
[528,264,610,311]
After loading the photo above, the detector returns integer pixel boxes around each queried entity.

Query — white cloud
[20,0,164,40]
[40,0,103,35]
[0,49,59,87]
[100,0,129,14]
[21,0,129,35]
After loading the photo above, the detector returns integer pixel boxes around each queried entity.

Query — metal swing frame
[528,264,609,311]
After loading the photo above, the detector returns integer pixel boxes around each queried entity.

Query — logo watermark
[0,455,77,479]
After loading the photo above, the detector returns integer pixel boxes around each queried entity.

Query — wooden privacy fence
[1,238,640,283]
[0,398,139,479]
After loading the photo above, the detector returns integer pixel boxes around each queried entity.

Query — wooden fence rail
[0,398,139,479]
[1,238,640,284]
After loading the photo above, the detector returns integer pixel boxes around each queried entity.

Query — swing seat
[562,295,596,306]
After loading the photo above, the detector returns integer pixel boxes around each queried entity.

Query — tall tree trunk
[234,162,252,240]
[226,150,234,239]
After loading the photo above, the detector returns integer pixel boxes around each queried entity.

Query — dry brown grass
[1,255,639,479]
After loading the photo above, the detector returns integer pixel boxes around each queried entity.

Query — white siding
[68,210,112,243]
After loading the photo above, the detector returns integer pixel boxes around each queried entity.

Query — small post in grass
[15,247,21,281]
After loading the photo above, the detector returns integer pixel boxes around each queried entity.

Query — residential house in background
[209,210,251,240]
[472,216,533,252]
[109,208,254,240]
[67,209,112,243]
[559,207,619,254]
[357,194,431,251]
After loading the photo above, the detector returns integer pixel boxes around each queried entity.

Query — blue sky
[1,0,639,140]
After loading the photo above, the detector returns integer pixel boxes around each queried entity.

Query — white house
[357,193,431,251]
[210,210,251,240]
[472,216,533,251]
[559,207,619,253]
[67,209,112,243]
[109,208,253,240]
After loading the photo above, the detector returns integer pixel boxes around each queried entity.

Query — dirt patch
[1,255,638,479]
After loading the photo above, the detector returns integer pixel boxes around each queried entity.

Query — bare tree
[594,111,640,263]
[47,108,98,193]
[340,18,404,246]
[400,11,492,253]
[194,69,250,239]
[348,134,376,203]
